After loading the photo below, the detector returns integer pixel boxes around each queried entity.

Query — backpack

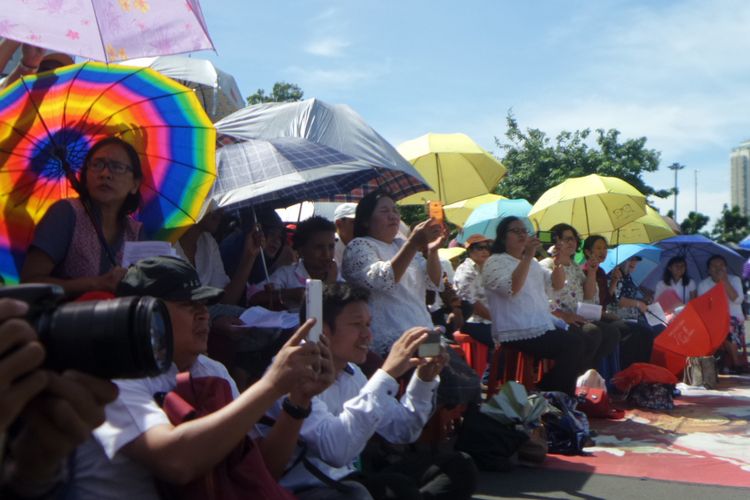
[154,373,296,500]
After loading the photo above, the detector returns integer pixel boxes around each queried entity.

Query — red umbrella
[651,284,730,375]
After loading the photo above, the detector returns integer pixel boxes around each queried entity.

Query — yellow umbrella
[528,174,647,236]
[601,205,677,245]
[438,247,467,261]
[443,193,506,227]
[396,133,507,205]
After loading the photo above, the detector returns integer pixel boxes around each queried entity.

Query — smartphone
[536,230,553,244]
[305,279,323,343]
[427,200,444,223]
[418,330,442,358]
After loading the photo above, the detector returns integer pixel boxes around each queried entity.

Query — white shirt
[697,275,745,320]
[72,356,239,500]
[342,236,438,355]
[256,366,438,491]
[482,253,555,343]
[654,279,696,304]
[175,232,231,289]
[453,258,490,324]
[334,236,347,266]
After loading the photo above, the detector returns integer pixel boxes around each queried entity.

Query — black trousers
[504,328,586,395]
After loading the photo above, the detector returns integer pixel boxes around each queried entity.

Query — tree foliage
[679,211,710,235]
[495,113,670,203]
[711,205,749,244]
[247,82,304,105]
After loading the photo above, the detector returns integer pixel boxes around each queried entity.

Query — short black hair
[490,216,520,254]
[79,136,143,215]
[550,223,580,250]
[582,234,608,255]
[706,254,727,271]
[298,283,370,332]
[292,215,336,250]
[353,190,395,238]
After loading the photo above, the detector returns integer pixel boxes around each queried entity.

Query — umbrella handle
[250,207,271,282]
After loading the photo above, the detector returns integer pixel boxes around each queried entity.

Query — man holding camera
[0,298,117,499]
[70,256,335,499]
[256,283,477,499]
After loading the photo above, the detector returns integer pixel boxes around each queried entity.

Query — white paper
[576,302,602,321]
[645,302,668,327]
[121,241,177,267]
[239,306,300,330]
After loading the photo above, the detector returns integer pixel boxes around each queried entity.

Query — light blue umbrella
[458,199,533,243]
[601,244,662,285]
[739,234,750,250]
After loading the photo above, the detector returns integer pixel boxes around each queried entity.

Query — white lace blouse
[482,253,555,343]
[342,236,438,355]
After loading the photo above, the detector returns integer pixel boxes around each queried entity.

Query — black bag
[454,405,528,471]
[628,383,674,410]
[541,392,591,456]
[436,347,482,407]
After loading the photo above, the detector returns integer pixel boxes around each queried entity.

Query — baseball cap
[333,203,357,221]
[117,256,224,304]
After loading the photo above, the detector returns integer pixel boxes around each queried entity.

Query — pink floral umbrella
[0,0,214,63]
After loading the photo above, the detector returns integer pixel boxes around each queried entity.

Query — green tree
[495,113,670,202]
[246,82,304,105]
[679,211,710,235]
[711,205,749,243]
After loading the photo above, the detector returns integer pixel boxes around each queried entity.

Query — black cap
[117,256,224,304]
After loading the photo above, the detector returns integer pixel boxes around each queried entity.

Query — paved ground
[473,467,750,499]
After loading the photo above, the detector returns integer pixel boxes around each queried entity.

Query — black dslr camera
[0,284,173,379]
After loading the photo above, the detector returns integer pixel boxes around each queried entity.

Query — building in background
[731,139,750,216]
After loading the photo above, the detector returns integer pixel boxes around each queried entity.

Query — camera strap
[79,197,118,269]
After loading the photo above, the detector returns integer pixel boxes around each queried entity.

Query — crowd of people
[1,38,748,500]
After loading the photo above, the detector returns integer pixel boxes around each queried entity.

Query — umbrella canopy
[214,98,430,201]
[211,137,385,211]
[641,235,745,290]
[651,284,730,375]
[120,55,244,121]
[600,244,661,285]
[0,0,214,63]
[457,198,533,244]
[739,234,750,250]
[600,205,676,245]
[528,174,647,237]
[395,133,507,205]
[0,62,216,283]
[441,193,506,227]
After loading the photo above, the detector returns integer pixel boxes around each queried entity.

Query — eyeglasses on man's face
[89,157,133,175]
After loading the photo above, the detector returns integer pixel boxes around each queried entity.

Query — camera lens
[39,296,173,379]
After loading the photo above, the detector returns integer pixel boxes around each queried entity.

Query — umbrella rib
[139,180,197,222]
[16,76,58,151]
[134,149,217,176]
[61,63,90,133]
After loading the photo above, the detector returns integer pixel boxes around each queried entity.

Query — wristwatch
[282,397,312,419]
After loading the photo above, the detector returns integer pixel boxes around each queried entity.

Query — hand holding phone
[305,279,323,343]
[417,327,443,358]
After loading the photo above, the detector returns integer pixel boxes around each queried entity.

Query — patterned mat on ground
[543,374,750,488]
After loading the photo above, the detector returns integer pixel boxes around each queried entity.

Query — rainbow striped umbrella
[0,61,216,283]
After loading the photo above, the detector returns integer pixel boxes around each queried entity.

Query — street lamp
[668,162,685,220]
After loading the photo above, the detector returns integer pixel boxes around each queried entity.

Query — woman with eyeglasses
[539,224,620,370]
[21,137,144,295]
[481,216,586,395]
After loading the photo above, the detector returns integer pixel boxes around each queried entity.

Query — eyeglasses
[507,227,530,236]
[560,236,577,243]
[470,244,491,251]
[89,157,133,175]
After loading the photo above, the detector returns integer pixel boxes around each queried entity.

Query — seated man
[0,296,117,498]
[250,216,341,312]
[256,283,477,500]
[71,256,334,499]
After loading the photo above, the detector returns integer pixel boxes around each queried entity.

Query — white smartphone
[305,279,323,343]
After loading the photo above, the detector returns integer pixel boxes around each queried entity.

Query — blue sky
[200,0,750,226]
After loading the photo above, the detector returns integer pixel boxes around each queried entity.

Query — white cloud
[286,62,389,89]
[305,37,351,57]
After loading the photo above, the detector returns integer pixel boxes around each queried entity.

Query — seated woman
[482,216,586,395]
[539,224,620,370]
[453,234,494,349]
[610,256,665,339]
[582,235,654,369]
[250,215,341,313]
[21,137,143,295]
[342,190,444,356]
[697,255,748,373]
[654,256,697,307]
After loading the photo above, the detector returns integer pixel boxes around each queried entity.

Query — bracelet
[282,397,312,419]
